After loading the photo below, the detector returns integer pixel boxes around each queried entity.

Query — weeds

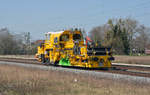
[0,64,150,95]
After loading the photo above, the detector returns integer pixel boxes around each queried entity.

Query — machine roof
[45,31,64,35]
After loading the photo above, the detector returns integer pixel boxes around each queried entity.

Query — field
[0,64,150,95]
[114,55,150,65]
[0,55,34,59]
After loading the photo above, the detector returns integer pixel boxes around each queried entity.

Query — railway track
[0,57,150,78]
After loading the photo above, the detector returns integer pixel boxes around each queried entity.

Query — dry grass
[0,55,34,59]
[0,64,150,95]
[114,55,150,65]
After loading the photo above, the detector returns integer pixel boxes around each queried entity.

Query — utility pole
[24,32,31,54]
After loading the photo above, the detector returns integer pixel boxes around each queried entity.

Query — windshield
[73,34,81,40]
[60,34,69,41]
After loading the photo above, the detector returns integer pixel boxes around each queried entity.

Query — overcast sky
[0,0,150,40]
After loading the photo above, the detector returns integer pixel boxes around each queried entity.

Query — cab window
[73,34,81,40]
[60,34,69,41]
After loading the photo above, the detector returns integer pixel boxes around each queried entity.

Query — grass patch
[0,64,150,95]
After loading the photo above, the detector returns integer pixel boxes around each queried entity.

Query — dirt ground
[0,64,150,95]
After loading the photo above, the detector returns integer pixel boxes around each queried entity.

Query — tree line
[89,18,150,55]
[0,28,37,55]
[0,18,150,55]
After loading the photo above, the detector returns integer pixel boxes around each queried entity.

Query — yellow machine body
[36,30,114,68]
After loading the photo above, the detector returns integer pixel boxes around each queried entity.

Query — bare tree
[89,25,106,46]
[89,18,150,55]
[134,25,150,53]
[0,28,18,54]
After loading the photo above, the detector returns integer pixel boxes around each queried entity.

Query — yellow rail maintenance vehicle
[36,29,114,68]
